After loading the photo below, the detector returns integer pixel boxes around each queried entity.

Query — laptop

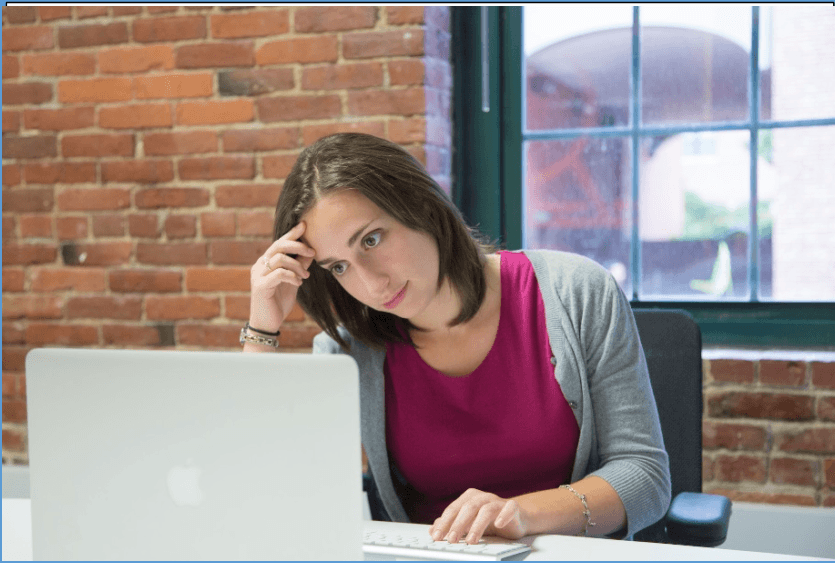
[25,348,364,560]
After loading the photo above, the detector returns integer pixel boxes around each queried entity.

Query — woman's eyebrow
[315,220,374,267]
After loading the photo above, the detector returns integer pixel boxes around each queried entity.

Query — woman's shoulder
[518,249,613,288]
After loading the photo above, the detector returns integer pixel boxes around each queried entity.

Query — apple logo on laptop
[167,459,204,507]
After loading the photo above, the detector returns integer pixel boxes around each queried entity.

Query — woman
[244,133,670,544]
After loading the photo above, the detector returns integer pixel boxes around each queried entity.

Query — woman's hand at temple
[249,222,316,335]
[429,489,528,545]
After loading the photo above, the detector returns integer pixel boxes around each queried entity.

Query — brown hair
[273,133,494,351]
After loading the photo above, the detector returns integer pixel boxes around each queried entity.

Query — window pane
[641,6,751,125]
[524,137,632,294]
[764,125,835,301]
[639,130,752,300]
[524,6,632,131]
[762,6,835,121]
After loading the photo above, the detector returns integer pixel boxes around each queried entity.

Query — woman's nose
[356,263,388,295]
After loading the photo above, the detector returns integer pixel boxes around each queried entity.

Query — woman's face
[301,189,441,319]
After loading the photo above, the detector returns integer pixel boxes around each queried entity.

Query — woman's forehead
[300,190,385,249]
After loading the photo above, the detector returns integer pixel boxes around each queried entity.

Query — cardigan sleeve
[580,271,672,537]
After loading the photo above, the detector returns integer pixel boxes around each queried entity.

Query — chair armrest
[665,492,732,547]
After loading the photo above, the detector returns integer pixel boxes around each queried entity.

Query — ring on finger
[264,255,274,273]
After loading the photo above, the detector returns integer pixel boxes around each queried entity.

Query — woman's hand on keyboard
[429,488,528,545]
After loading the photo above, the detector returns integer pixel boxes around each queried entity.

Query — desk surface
[2,499,825,561]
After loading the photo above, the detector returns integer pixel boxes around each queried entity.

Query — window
[452,7,835,347]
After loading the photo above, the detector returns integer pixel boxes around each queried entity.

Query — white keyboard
[363,530,531,561]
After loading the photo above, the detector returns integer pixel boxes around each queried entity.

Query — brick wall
[2,5,451,463]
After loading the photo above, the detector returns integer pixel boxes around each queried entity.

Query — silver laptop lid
[26,348,363,561]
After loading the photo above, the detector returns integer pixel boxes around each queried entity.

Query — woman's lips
[383,283,407,309]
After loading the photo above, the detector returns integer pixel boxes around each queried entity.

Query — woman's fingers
[264,253,310,281]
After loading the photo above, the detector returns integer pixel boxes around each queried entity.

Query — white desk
[2,499,825,561]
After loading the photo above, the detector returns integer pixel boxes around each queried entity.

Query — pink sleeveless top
[384,251,580,523]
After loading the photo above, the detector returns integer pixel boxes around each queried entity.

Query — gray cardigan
[313,249,671,538]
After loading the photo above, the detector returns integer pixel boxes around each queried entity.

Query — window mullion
[630,6,642,300]
[749,6,761,301]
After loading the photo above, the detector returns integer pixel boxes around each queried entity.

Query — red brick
[760,360,806,386]
[24,162,97,184]
[255,36,338,65]
[146,296,220,320]
[55,217,88,240]
[3,135,56,159]
[99,103,173,129]
[347,88,425,116]
[63,242,133,266]
[147,7,178,15]
[6,6,37,23]
[92,214,126,237]
[2,295,63,320]
[210,240,270,265]
[704,489,816,507]
[210,10,289,38]
[218,68,295,96]
[164,215,197,239]
[343,30,424,59]
[702,421,768,451]
[128,214,159,238]
[1,429,25,451]
[135,188,209,209]
[18,215,52,238]
[301,121,386,145]
[3,165,22,187]
[813,362,835,389]
[2,189,54,213]
[58,77,131,104]
[2,348,30,372]
[176,100,254,126]
[145,131,217,156]
[262,154,299,180]
[225,295,250,320]
[215,184,282,208]
[133,73,213,99]
[25,322,98,346]
[386,6,424,25]
[222,127,297,153]
[389,117,427,144]
[294,7,376,32]
[99,45,175,74]
[2,400,27,423]
[275,325,321,349]
[38,7,71,21]
[176,324,239,348]
[769,457,817,487]
[3,111,20,133]
[58,23,129,49]
[3,216,17,241]
[185,267,250,291]
[62,134,134,157]
[707,391,814,421]
[179,156,255,180]
[302,63,383,90]
[256,95,340,123]
[2,269,25,292]
[22,53,96,76]
[31,267,106,292]
[3,323,26,345]
[714,454,767,483]
[702,455,715,481]
[176,42,254,68]
[76,6,109,18]
[819,397,835,422]
[112,7,143,17]
[101,160,174,184]
[102,324,163,346]
[778,428,835,454]
[3,82,53,105]
[133,16,206,43]
[237,211,273,237]
[3,55,20,79]
[57,188,131,211]
[66,296,142,320]
[2,26,53,52]
[2,243,56,266]
[23,107,95,131]
[824,494,835,507]
[710,359,755,383]
[109,269,181,293]
[201,212,236,237]
[136,242,207,265]
[826,458,835,489]
[389,59,425,86]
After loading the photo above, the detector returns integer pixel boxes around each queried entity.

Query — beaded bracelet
[239,328,279,348]
[560,484,596,536]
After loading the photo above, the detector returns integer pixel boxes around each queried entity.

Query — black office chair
[364,309,731,546]
[632,308,731,547]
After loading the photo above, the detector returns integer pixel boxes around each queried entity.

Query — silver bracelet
[239,327,279,348]
[560,484,596,536]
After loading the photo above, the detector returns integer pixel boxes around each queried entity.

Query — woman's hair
[273,133,494,351]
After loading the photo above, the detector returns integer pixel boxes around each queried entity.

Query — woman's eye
[330,263,346,276]
[363,232,381,249]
